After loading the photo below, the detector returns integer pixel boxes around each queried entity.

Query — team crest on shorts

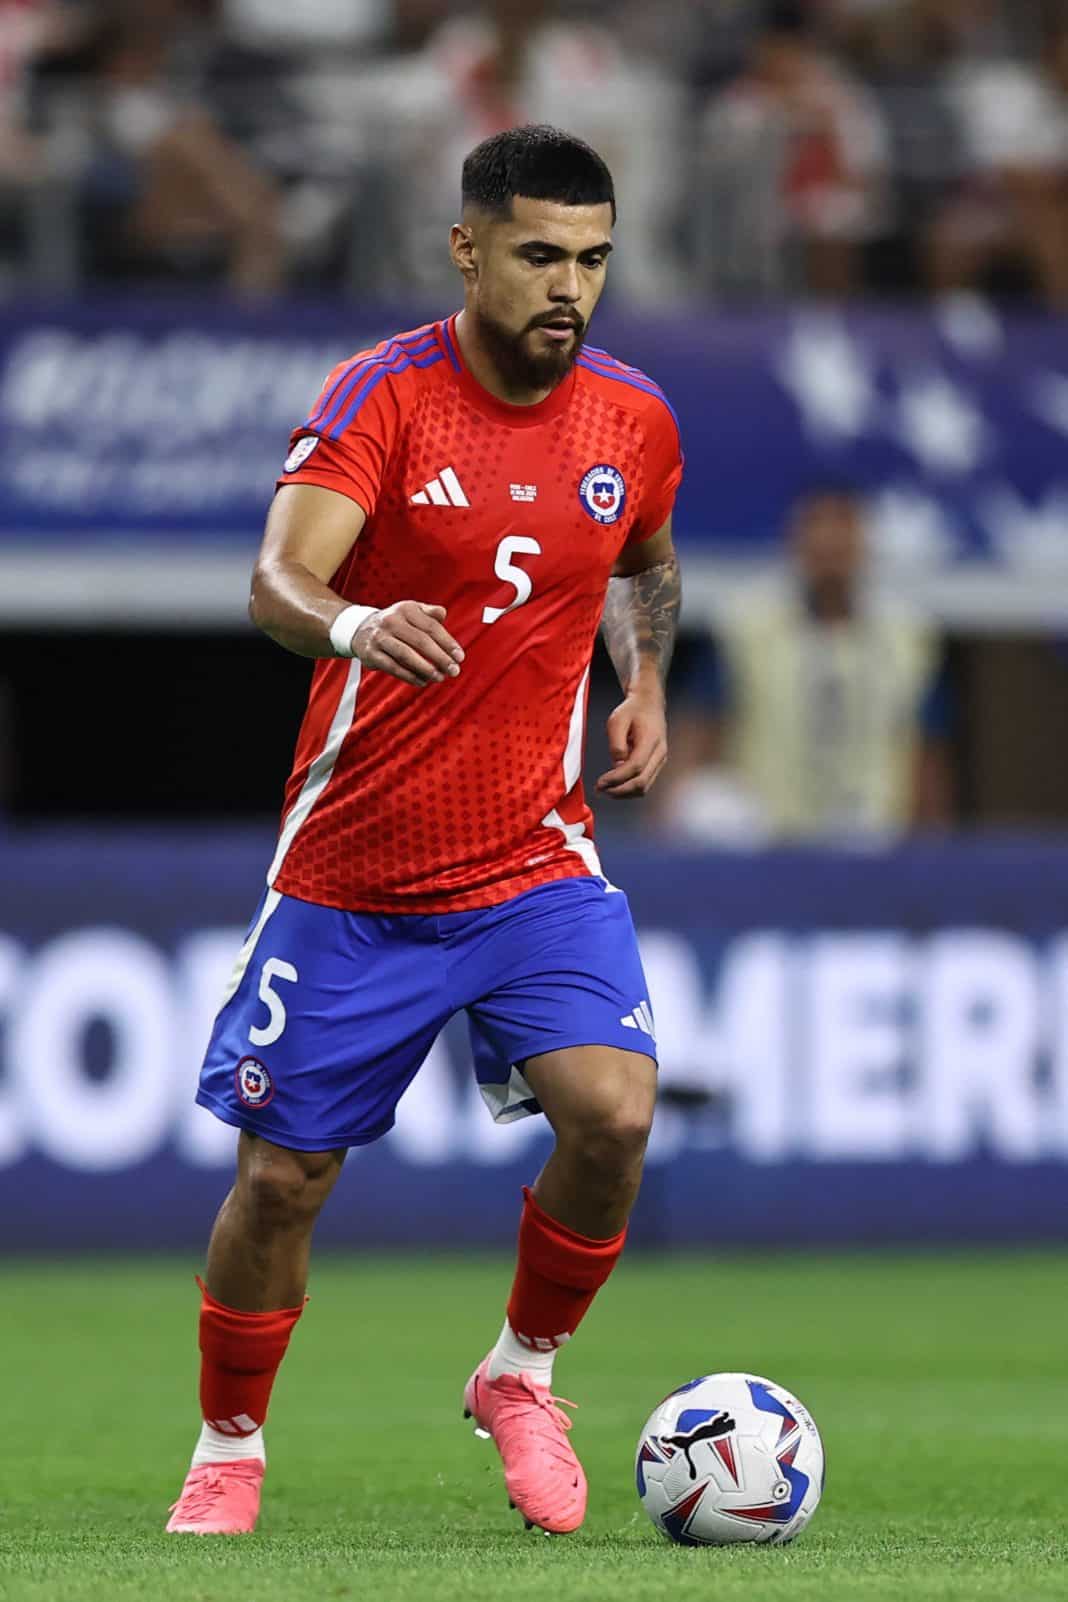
[579,464,626,525]
[283,434,319,473]
[235,1056,275,1109]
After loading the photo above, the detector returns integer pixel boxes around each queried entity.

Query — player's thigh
[198,890,451,1149]
[461,877,658,1123]
[521,1044,657,1145]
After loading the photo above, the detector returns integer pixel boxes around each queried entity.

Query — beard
[472,302,586,393]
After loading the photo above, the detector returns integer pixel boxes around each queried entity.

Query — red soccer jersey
[268,314,683,913]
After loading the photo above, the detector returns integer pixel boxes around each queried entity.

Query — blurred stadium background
[3,2,1068,1593]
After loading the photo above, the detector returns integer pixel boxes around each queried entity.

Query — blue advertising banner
[1,298,1068,571]
[3,830,1067,1250]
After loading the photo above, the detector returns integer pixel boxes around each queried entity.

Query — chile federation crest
[579,464,626,525]
[235,1056,274,1109]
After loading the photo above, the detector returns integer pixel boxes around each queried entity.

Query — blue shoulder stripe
[582,342,645,377]
[326,348,444,440]
[309,331,440,432]
[306,329,433,426]
[576,353,682,438]
[440,318,462,373]
[578,347,670,397]
[318,339,440,435]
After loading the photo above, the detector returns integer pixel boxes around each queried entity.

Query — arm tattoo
[601,554,682,693]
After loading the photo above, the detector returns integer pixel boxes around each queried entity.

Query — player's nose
[547,262,582,302]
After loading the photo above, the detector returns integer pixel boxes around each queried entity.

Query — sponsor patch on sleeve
[283,435,320,474]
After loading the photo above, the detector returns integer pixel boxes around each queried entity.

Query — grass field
[1,1252,1065,1602]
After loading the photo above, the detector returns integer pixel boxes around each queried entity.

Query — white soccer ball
[635,1372,825,1546]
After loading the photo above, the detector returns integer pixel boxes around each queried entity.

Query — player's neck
[453,309,558,408]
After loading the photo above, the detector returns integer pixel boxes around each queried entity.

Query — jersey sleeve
[275,356,402,518]
[629,393,684,545]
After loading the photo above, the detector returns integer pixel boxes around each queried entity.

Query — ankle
[486,1318,559,1384]
[192,1422,266,1466]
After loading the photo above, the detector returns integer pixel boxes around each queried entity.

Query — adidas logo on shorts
[620,1000,655,1038]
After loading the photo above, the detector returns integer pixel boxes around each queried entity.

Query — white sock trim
[191,1421,266,1466]
[486,1318,559,1383]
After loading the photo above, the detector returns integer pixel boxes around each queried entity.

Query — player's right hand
[352,601,464,688]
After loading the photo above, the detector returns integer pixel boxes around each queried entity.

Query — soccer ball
[635,1372,825,1546]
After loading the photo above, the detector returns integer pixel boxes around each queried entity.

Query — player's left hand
[597,694,667,799]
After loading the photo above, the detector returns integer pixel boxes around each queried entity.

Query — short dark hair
[462,125,616,224]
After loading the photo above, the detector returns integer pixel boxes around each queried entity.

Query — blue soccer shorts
[196,876,657,1151]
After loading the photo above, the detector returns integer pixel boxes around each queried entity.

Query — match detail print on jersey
[271,314,684,913]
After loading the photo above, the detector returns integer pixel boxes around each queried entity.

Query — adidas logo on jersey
[410,467,470,507]
[620,1000,655,1038]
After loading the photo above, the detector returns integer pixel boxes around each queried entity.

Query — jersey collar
[440,313,576,427]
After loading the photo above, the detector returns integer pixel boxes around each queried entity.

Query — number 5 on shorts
[249,957,298,1047]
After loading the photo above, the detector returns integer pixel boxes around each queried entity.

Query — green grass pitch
[1,1251,1065,1601]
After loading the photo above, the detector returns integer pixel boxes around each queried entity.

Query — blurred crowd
[654,486,955,844]
[1,0,1067,305]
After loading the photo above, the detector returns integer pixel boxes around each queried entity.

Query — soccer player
[167,124,683,1538]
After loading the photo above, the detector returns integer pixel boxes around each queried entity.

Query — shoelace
[494,1376,579,1461]
[169,1465,259,1517]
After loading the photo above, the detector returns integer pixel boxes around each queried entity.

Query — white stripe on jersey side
[266,658,363,888]
[426,477,449,505]
[563,665,589,792]
[439,466,470,507]
[539,665,618,887]
[217,887,282,1011]
[541,805,601,876]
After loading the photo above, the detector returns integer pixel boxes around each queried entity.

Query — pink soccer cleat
[165,1458,265,1534]
[463,1355,587,1534]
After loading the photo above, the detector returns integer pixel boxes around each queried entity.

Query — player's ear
[450,223,478,282]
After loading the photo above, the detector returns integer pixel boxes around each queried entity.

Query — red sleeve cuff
[274,469,375,520]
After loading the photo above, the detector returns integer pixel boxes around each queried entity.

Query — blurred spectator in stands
[0,0,65,181]
[823,0,968,295]
[390,0,451,53]
[205,0,396,291]
[34,0,285,295]
[926,8,1068,306]
[0,2,90,287]
[656,488,953,843]
[360,0,682,303]
[693,0,891,298]
[221,0,388,55]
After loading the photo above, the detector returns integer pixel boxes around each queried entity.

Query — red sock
[197,1276,305,1437]
[506,1187,627,1350]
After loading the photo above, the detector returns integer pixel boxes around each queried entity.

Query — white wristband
[329,604,379,658]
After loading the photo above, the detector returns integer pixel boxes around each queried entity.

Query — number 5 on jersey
[482,535,542,625]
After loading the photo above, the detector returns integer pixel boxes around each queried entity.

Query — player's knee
[239,1145,340,1232]
[566,1091,655,1179]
